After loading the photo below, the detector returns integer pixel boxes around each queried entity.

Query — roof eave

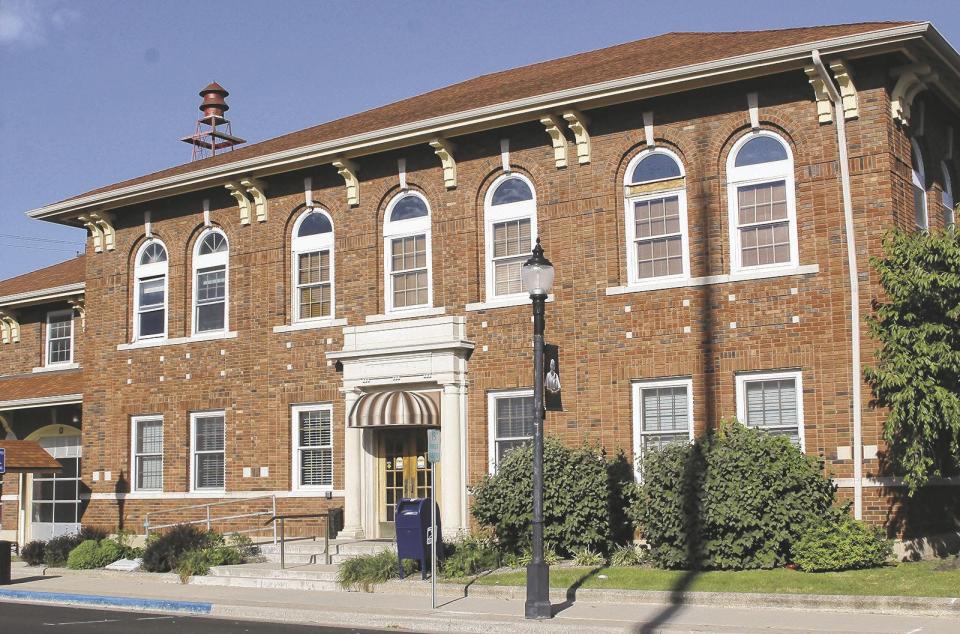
[28,22,935,223]
[0,282,85,309]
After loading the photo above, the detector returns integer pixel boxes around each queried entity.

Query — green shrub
[571,548,606,566]
[96,539,124,565]
[471,439,635,556]
[42,527,109,567]
[634,421,835,570]
[176,550,211,583]
[21,540,46,566]
[205,545,244,567]
[609,544,647,567]
[792,513,893,572]
[227,533,260,559]
[142,524,214,572]
[440,536,500,578]
[66,538,125,570]
[502,547,561,568]
[336,550,416,592]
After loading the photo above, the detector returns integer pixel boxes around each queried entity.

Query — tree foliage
[865,228,960,494]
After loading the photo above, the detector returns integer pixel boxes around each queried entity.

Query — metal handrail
[144,495,278,544]
[265,512,334,569]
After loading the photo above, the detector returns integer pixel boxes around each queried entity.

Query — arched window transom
[192,229,229,334]
[292,208,335,321]
[384,192,432,311]
[485,175,537,299]
[726,131,798,272]
[133,239,168,340]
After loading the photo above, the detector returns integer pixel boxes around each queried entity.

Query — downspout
[812,50,863,519]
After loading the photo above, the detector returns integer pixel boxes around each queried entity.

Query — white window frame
[487,388,534,474]
[941,161,955,229]
[192,229,230,335]
[45,309,74,366]
[133,239,168,341]
[735,369,805,452]
[131,415,163,492]
[383,191,433,313]
[726,131,799,274]
[631,377,694,480]
[190,410,226,492]
[911,138,928,230]
[291,208,336,323]
[624,148,691,286]
[484,173,538,301]
[291,403,334,492]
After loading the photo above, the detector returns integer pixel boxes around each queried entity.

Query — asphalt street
[0,602,392,633]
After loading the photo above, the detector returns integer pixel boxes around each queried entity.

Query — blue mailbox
[395,497,442,579]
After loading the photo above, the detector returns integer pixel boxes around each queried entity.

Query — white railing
[143,495,277,544]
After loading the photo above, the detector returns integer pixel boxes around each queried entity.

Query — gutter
[26,23,932,222]
[0,282,85,308]
[811,50,863,520]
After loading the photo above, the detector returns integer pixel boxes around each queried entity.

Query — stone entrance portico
[326,315,473,539]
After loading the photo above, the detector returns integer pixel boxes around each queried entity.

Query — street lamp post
[521,237,554,620]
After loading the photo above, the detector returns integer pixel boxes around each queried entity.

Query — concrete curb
[0,588,213,614]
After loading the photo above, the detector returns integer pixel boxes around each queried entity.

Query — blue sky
[1,0,958,279]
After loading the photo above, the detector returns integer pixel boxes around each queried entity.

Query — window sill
[366,306,445,323]
[465,294,555,312]
[605,264,819,296]
[273,318,348,333]
[32,362,80,373]
[117,331,238,351]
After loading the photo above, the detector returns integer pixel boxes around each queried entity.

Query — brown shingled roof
[59,22,914,205]
[0,255,85,300]
[0,440,63,473]
[0,370,83,405]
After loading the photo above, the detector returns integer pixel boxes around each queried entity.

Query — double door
[378,429,434,538]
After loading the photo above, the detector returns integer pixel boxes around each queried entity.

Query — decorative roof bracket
[429,139,458,188]
[0,310,20,344]
[225,181,253,225]
[804,66,834,123]
[240,177,268,222]
[829,60,859,120]
[89,212,115,251]
[69,297,86,333]
[539,116,568,168]
[891,64,936,126]
[332,159,360,206]
[77,214,104,253]
[562,110,590,164]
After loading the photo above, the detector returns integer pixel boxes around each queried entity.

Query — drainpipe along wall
[812,49,864,520]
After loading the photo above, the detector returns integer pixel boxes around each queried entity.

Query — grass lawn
[465,559,960,597]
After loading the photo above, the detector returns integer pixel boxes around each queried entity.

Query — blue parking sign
[0,447,5,475]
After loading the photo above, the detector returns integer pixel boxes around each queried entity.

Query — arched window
[192,229,229,334]
[384,192,432,311]
[624,149,689,283]
[484,174,537,299]
[941,161,954,229]
[911,139,928,230]
[292,208,335,321]
[726,131,798,272]
[133,239,168,340]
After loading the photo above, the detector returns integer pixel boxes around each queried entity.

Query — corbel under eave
[890,64,936,126]
[76,214,104,253]
[225,181,253,225]
[429,139,458,189]
[0,311,21,344]
[829,60,859,120]
[240,177,268,223]
[539,116,568,168]
[68,297,86,333]
[804,66,834,124]
[562,110,591,165]
[332,159,360,207]
[88,212,115,251]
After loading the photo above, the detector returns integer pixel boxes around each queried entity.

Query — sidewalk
[1,563,958,633]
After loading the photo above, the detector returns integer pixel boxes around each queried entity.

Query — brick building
[2,21,959,547]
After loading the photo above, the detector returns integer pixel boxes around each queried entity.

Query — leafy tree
[865,228,960,494]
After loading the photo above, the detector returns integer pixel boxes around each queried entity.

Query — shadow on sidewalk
[551,566,602,616]
[4,574,61,584]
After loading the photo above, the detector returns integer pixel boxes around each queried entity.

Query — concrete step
[258,539,395,564]
[195,563,342,591]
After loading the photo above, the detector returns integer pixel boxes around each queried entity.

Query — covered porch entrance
[377,428,433,538]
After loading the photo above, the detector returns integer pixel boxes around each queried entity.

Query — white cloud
[0,0,81,47]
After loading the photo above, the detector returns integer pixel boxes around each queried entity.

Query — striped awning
[348,390,440,428]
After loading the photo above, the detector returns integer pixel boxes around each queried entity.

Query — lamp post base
[524,562,552,619]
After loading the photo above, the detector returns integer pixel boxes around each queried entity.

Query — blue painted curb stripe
[0,589,213,614]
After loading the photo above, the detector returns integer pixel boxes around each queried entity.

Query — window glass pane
[740,222,790,267]
[32,503,53,522]
[59,457,78,478]
[195,416,224,451]
[140,242,167,265]
[390,195,429,221]
[641,386,689,433]
[197,267,226,302]
[197,303,225,332]
[635,196,680,239]
[738,182,787,225]
[33,479,54,501]
[139,278,165,308]
[301,449,332,486]
[54,479,77,500]
[496,439,529,465]
[636,236,682,279]
[137,420,163,454]
[198,232,228,255]
[196,453,224,489]
[631,153,682,184]
[495,259,524,295]
[139,309,165,337]
[299,410,331,448]
[914,185,927,229]
[299,285,331,319]
[496,395,534,439]
[491,178,533,205]
[297,212,332,237]
[735,136,788,166]
[744,378,800,445]
[137,455,163,490]
[54,503,77,523]
[493,219,530,259]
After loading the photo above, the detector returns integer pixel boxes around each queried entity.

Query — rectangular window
[293,405,333,489]
[133,416,163,491]
[46,310,73,365]
[914,183,927,229]
[736,371,804,449]
[137,276,166,338]
[191,412,225,490]
[632,378,693,477]
[634,196,683,279]
[391,234,428,308]
[737,181,791,267]
[297,251,332,319]
[195,266,226,332]
[492,218,531,296]
[487,390,534,472]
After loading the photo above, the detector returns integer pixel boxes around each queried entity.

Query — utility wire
[0,232,83,245]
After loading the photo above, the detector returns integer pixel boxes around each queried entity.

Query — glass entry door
[31,435,82,541]
[378,429,433,538]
